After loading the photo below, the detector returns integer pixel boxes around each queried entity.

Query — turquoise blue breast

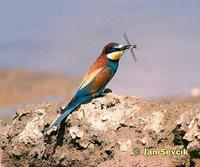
[108,60,119,72]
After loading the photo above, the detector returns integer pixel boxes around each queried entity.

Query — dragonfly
[123,32,137,62]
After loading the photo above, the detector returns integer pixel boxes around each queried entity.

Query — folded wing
[49,67,114,128]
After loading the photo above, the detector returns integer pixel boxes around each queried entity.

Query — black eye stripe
[107,47,121,54]
[114,48,121,51]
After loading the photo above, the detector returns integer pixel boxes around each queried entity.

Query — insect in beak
[123,32,137,62]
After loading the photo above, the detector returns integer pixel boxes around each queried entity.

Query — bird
[49,42,136,129]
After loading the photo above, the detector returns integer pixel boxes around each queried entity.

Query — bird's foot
[59,107,64,114]
[103,88,112,94]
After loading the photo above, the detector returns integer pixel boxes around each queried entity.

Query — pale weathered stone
[69,126,84,139]
[118,139,132,152]
[18,108,45,145]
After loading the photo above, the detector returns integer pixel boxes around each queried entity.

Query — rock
[141,111,165,134]
[0,93,200,166]
[183,114,200,142]
[0,148,3,167]
[18,108,45,145]
[187,140,200,158]
[117,139,132,152]
[69,126,84,139]
[173,108,200,159]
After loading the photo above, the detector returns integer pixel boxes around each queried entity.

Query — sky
[0,0,200,98]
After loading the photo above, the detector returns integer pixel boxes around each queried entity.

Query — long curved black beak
[121,44,137,51]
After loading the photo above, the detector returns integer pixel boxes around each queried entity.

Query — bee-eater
[49,42,136,129]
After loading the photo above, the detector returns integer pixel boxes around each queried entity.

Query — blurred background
[0,0,200,120]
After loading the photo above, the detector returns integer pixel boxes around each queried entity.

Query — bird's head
[103,42,136,61]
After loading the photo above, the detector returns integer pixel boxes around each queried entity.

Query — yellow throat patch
[107,51,124,60]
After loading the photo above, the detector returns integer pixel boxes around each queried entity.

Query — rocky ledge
[0,93,200,167]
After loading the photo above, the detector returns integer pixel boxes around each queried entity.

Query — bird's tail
[48,96,91,129]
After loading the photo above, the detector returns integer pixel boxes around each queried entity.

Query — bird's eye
[107,47,120,54]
